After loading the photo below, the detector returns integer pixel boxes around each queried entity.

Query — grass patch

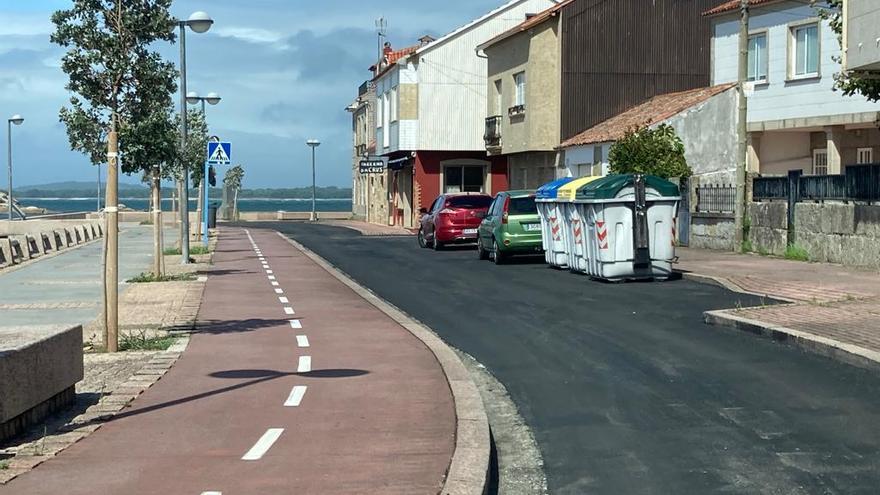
[127,272,197,283]
[119,333,177,352]
[163,244,210,256]
[0,461,8,470]
[784,244,810,262]
[741,239,753,253]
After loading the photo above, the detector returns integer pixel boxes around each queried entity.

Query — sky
[0,0,506,189]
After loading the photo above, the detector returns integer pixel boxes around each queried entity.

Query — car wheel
[477,237,489,260]
[418,229,428,249]
[493,239,506,265]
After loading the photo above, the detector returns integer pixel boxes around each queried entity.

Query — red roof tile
[369,45,419,79]
[480,0,573,50]
[559,84,737,148]
[703,0,781,16]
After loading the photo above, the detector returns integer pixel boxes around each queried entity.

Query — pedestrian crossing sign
[207,142,232,165]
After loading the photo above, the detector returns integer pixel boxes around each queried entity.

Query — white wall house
[374,0,558,156]
[709,0,880,176]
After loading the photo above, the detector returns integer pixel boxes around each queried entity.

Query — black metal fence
[695,184,736,214]
[753,164,880,202]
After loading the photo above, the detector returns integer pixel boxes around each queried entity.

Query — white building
[370,0,557,227]
[707,0,880,176]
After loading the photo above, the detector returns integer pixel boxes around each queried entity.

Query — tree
[815,0,880,101]
[223,165,245,220]
[51,0,177,352]
[608,124,692,179]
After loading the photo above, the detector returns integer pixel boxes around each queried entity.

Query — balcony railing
[484,115,502,149]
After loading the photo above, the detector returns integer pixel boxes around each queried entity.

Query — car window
[486,198,498,217]
[508,196,537,216]
[446,195,492,209]
[431,197,443,213]
[492,195,505,216]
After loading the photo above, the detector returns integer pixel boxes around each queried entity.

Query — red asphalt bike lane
[3,227,455,494]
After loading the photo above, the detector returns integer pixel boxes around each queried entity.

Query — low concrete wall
[0,325,83,442]
[689,213,735,250]
[0,219,104,269]
[235,211,351,222]
[747,201,880,266]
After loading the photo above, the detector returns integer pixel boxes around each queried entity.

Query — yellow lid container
[556,176,602,202]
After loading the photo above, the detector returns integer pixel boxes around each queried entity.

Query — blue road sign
[207,142,232,165]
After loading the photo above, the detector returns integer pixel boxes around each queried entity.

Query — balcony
[484,115,502,153]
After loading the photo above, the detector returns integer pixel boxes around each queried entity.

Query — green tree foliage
[815,0,880,101]
[223,165,245,191]
[167,110,209,185]
[51,0,178,168]
[608,124,692,179]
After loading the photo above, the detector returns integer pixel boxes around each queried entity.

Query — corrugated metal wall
[560,0,719,140]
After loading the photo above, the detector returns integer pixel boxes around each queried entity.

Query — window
[382,92,390,148]
[508,197,537,216]
[376,96,383,128]
[791,23,819,78]
[446,195,492,208]
[514,72,526,107]
[813,148,828,175]
[444,165,485,193]
[390,86,398,122]
[748,32,768,82]
[857,147,873,164]
[494,80,503,115]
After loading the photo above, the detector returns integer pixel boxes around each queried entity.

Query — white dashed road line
[296,335,310,348]
[275,288,284,294]
[268,275,276,280]
[298,356,312,373]
[284,386,308,407]
[279,296,289,304]
[271,281,280,286]
[289,319,302,329]
[284,307,295,315]
[241,428,285,461]
[201,491,221,495]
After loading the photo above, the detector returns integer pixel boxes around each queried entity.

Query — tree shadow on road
[194,318,295,334]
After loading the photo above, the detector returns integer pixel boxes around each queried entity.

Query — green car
[477,190,544,264]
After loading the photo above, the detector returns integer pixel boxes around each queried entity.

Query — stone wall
[689,213,735,250]
[747,202,788,255]
[747,201,880,266]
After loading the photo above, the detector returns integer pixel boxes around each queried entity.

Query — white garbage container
[574,174,680,281]
[535,178,574,267]
[555,177,602,274]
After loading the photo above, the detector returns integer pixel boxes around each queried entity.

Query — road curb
[704,309,880,371]
[679,271,799,303]
[277,232,490,495]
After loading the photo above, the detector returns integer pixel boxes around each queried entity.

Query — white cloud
[212,27,286,45]
[0,13,53,37]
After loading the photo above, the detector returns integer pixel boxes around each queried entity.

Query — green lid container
[574,174,680,201]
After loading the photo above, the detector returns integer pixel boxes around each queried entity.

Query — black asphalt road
[254,222,880,495]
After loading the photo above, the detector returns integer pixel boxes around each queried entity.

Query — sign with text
[359,158,387,174]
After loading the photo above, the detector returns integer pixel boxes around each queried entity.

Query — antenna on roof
[375,17,387,73]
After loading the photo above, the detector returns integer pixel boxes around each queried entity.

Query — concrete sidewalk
[2,227,459,494]
[677,247,880,367]
[0,224,173,329]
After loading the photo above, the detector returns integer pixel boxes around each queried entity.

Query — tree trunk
[233,188,239,221]
[151,166,163,278]
[196,177,204,239]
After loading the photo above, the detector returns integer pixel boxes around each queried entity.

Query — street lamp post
[306,139,320,222]
[186,91,221,247]
[7,115,23,222]
[177,11,213,264]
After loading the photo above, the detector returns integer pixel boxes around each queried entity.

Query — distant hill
[15,181,351,199]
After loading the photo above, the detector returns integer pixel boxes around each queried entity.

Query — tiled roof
[559,83,737,148]
[703,0,781,16]
[370,45,419,79]
[478,0,573,50]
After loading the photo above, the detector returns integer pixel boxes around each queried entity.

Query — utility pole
[178,22,191,264]
[734,0,749,251]
[96,163,102,212]
[306,139,320,221]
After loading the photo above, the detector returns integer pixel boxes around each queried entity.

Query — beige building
[347,80,389,225]
[479,5,563,190]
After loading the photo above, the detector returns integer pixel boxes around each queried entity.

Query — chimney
[418,35,435,46]
[383,41,393,56]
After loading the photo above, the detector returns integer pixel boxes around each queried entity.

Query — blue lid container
[535,177,575,201]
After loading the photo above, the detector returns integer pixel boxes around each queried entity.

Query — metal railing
[753,164,880,202]
[695,183,736,214]
[484,115,502,148]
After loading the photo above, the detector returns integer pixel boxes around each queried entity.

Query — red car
[418,193,493,250]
